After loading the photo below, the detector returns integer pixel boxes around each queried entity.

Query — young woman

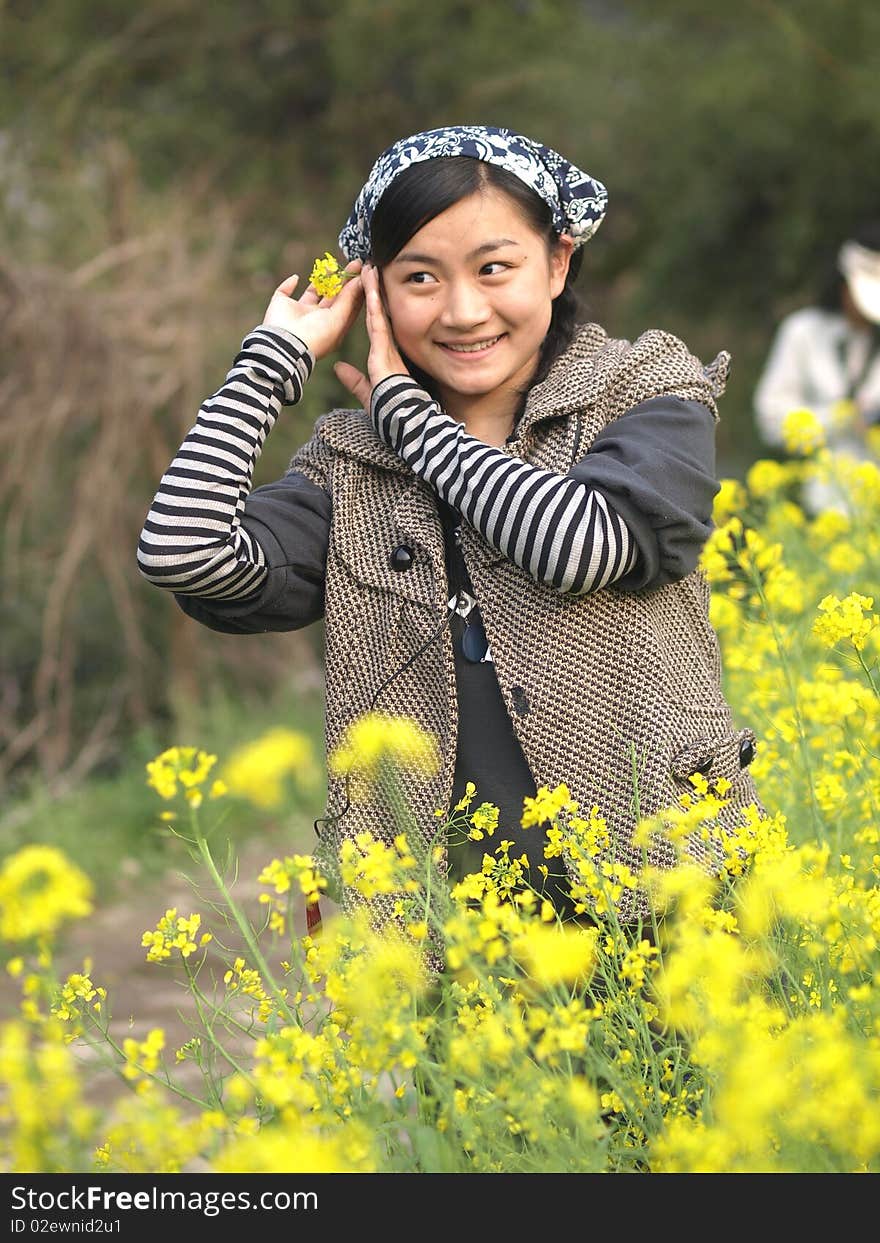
[138,125,762,954]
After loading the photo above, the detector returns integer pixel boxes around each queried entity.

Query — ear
[549,233,576,299]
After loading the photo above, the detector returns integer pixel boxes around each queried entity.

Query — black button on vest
[511,686,530,717]
[692,755,714,776]
[390,544,414,572]
[739,737,756,768]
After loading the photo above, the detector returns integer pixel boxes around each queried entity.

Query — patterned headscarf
[338,125,607,262]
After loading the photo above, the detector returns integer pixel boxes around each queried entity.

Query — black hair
[368,156,585,401]
[817,220,880,312]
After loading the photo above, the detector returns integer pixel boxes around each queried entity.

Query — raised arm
[136,327,316,600]
[137,263,364,632]
[338,266,719,595]
[370,374,638,593]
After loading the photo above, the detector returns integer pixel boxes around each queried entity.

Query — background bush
[2,0,878,835]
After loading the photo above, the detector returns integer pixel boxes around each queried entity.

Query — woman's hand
[333,262,409,408]
[260,258,364,360]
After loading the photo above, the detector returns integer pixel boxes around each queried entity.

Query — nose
[438,278,491,331]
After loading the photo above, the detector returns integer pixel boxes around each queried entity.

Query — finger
[334,270,365,312]
[363,270,389,333]
[364,281,396,361]
[275,274,299,295]
[333,360,372,410]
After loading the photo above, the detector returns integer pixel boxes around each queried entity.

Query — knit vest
[288,323,762,958]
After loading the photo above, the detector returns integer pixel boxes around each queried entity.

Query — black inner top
[436,495,578,918]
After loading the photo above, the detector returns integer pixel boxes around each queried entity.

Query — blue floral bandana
[338,124,608,262]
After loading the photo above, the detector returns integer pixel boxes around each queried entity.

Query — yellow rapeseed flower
[213,1117,375,1172]
[713,478,747,523]
[0,847,93,942]
[121,1028,166,1083]
[329,712,440,793]
[258,854,328,906]
[521,783,577,828]
[746,459,791,498]
[812,593,878,652]
[308,252,348,299]
[468,801,500,840]
[145,746,218,801]
[512,924,598,988]
[141,909,211,963]
[222,728,317,809]
[781,407,826,456]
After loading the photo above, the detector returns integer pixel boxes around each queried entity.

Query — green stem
[183,961,263,1098]
[629,742,662,951]
[747,561,825,841]
[80,1009,212,1109]
[856,648,880,701]
[191,809,300,1029]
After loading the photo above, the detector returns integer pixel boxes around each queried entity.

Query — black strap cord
[312,590,461,839]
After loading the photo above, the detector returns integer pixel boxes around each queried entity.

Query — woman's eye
[481,262,509,276]
[406,271,437,285]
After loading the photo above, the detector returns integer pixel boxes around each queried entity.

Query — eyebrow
[392,237,521,264]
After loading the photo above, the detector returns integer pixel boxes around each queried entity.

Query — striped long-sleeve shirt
[370,374,637,593]
[138,327,642,603]
[137,327,314,600]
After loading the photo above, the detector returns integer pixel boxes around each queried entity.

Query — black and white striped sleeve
[137,327,315,600]
[370,375,637,594]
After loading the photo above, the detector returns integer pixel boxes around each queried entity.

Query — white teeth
[444,335,502,353]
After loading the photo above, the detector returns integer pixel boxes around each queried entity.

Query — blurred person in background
[753,222,880,513]
[137,125,762,971]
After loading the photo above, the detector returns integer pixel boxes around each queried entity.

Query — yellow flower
[826,542,865,576]
[329,712,440,792]
[141,909,210,963]
[258,854,328,907]
[121,1028,166,1082]
[713,478,747,523]
[222,728,317,809]
[620,938,661,991]
[309,252,347,299]
[812,593,878,652]
[808,509,850,547]
[521,783,577,828]
[468,802,500,840]
[0,847,93,942]
[512,924,598,987]
[746,459,790,499]
[145,746,217,801]
[781,408,825,456]
[212,1118,375,1172]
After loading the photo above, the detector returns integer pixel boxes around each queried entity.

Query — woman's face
[379,187,573,415]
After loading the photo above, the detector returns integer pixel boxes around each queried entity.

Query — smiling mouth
[439,334,505,354]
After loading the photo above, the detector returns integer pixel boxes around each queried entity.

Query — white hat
[838,239,880,324]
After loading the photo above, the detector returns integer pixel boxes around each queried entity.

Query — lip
[437,333,506,357]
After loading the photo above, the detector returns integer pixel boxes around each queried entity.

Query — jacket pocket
[330,467,442,610]
[663,713,766,878]
[670,725,758,789]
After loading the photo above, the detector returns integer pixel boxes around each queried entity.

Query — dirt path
[1,834,341,1114]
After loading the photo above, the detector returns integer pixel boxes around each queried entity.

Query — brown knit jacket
[287,322,762,949]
